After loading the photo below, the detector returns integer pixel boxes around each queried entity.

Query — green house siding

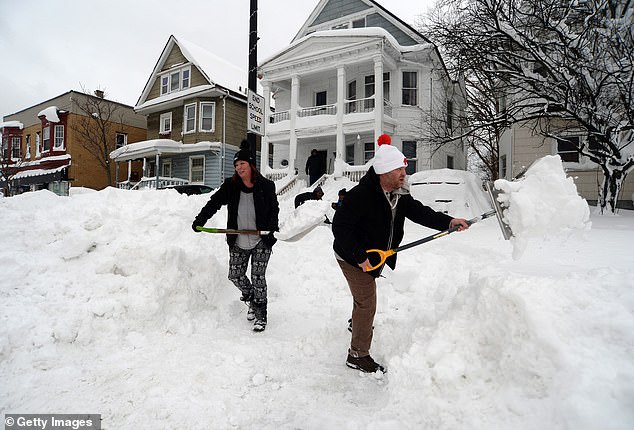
[311,0,371,26]
[366,13,418,46]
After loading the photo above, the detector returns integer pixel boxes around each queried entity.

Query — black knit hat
[233,140,256,166]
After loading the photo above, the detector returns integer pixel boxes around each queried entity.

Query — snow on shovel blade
[275,200,331,242]
[488,155,591,260]
[485,181,515,240]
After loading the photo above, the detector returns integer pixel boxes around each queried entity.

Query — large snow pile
[1,173,633,429]
[494,155,591,259]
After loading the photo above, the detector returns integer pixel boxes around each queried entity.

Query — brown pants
[337,259,376,357]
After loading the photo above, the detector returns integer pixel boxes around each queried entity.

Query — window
[501,154,507,178]
[160,66,192,95]
[332,22,349,29]
[402,141,417,175]
[447,155,454,169]
[170,71,180,92]
[347,80,357,113]
[160,112,172,133]
[116,132,127,149]
[54,125,64,149]
[557,136,580,162]
[383,72,390,102]
[184,103,196,133]
[447,101,454,131]
[364,75,375,110]
[315,91,327,106]
[364,142,374,163]
[162,159,172,177]
[11,137,21,159]
[352,18,365,28]
[402,71,418,106]
[2,137,8,160]
[182,69,190,89]
[25,135,31,159]
[199,102,215,132]
[346,144,354,163]
[190,156,204,183]
[36,132,41,157]
[43,127,51,152]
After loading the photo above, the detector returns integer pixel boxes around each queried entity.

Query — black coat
[193,173,279,248]
[332,167,453,277]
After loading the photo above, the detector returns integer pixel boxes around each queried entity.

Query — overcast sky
[0,0,434,118]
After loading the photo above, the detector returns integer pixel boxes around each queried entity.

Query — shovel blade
[485,181,514,240]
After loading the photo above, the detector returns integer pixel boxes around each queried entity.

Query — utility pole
[247,0,258,156]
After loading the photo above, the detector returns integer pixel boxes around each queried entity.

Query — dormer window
[352,18,365,28]
[160,66,192,96]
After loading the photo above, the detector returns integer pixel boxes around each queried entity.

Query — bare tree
[422,0,634,213]
[70,87,128,187]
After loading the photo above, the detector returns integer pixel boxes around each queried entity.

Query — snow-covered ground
[1,161,633,429]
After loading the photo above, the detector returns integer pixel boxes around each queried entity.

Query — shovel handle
[363,210,498,271]
[196,226,271,235]
[364,249,396,271]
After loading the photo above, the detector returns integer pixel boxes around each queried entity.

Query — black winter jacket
[332,167,453,277]
[193,173,279,248]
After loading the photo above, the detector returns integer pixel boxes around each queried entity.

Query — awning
[8,166,68,186]
[110,139,222,162]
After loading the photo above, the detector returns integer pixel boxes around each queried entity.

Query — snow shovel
[364,210,499,271]
[195,223,320,243]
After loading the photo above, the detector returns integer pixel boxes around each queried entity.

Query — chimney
[94,90,105,98]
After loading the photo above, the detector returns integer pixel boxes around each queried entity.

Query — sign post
[247,89,265,136]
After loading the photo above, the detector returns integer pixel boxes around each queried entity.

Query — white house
[258,0,467,184]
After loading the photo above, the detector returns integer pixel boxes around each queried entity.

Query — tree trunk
[598,167,625,214]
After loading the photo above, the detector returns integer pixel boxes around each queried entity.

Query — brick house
[1,91,147,196]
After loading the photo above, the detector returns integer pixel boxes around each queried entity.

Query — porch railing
[297,104,336,117]
[342,163,370,182]
[345,96,375,114]
[271,111,290,123]
[269,98,393,123]
[122,176,189,190]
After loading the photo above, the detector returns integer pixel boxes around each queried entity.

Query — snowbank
[494,155,591,259]
[1,176,632,430]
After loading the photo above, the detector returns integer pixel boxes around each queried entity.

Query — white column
[261,83,271,174]
[289,75,299,174]
[335,66,346,177]
[373,55,384,149]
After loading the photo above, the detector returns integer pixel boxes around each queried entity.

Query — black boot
[252,301,267,332]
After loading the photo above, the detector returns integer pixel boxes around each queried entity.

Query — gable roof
[136,35,248,108]
[292,0,430,46]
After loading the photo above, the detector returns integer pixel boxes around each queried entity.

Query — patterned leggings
[228,241,272,304]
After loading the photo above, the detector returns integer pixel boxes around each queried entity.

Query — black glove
[192,221,201,232]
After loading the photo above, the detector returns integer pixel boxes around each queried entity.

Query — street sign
[247,89,265,136]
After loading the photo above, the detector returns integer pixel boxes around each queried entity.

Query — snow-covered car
[163,184,213,195]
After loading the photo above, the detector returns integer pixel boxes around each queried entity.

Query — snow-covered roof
[136,35,256,109]
[110,139,222,162]
[37,106,60,122]
[135,85,214,112]
[0,121,24,129]
[12,165,68,180]
[260,27,433,67]
[175,36,248,96]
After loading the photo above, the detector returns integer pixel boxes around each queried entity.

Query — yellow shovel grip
[365,249,396,271]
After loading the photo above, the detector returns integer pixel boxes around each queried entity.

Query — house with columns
[258,0,466,184]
